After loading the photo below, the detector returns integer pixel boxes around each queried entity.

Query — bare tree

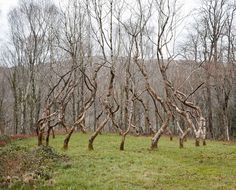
[180,0,236,141]
[57,0,87,125]
[5,0,59,134]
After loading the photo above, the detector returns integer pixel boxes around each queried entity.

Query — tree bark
[38,130,43,146]
[63,127,75,150]
[222,112,230,141]
[179,128,191,148]
[120,105,133,151]
[88,116,109,151]
[46,127,52,146]
[206,79,214,139]
[151,113,172,150]
[120,135,125,151]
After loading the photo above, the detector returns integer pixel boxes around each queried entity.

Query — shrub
[0,135,11,146]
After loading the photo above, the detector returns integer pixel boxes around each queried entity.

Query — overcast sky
[0,0,19,42]
[0,0,199,43]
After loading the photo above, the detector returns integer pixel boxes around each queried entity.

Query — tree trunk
[52,128,55,138]
[222,112,230,141]
[179,128,191,148]
[0,113,5,135]
[88,116,109,151]
[202,122,207,146]
[13,94,18,135]
[179,138,184,148]
[63,127,75,150]
[195,138,200,146]
[206,76,214,139]
[20,95,26,134]
[120,135,125,151]
[93,97,97,132]
[195,130,201,147]
[119,115,132,151]
[0,102,5,135]
[150,113,171,150]
[166,128,173,141]
[88,138,94,151]
[38,130,43,146]
[46,127,51,146]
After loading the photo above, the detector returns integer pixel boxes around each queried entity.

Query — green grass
[7,133,236,190]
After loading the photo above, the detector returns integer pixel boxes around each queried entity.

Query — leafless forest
[0,0,235,149]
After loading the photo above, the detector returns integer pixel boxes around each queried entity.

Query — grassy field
[3,133,236,190]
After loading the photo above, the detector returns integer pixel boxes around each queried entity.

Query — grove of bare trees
[0,0,235,150]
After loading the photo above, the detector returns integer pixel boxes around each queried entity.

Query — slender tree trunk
[52,128,55,139]
[222,112,230,141]
[80,65,86,130]
[72,93,76,123]
[38,129,43,146]
[167,128,173,141]
[124,71,129,130]
[0,107,5,135]
[201,118,207,146]
[206,76,214,139]
[151,113,172,150]
[20,97,26,134]
[120,135,125,150]
[29,67,36,133]
[63,126,75,150]
[35,88,41,131]
[195,129,201,147]
[203,139,206,146]
[120,105,133,151]
[13,90,18,135]
[46,127,51,146]
[179,128,191,148]
[195,137,200,146]
[93,96,97,132]
[88,116,109,151]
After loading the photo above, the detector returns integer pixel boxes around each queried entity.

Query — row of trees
[0,0,235,150]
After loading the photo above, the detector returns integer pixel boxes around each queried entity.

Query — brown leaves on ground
[0,144,69,188]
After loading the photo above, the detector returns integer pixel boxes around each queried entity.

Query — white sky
[0,0,19,42]
[0,0,199,43]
